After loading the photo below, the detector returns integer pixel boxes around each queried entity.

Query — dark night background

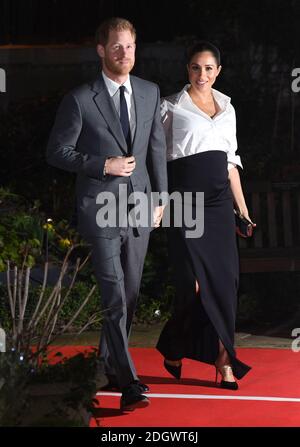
[1,0,300,193]
[0,0,300,333]
[0,0,300,49]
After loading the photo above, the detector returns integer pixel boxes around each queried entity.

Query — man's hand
[105,156,136,176]
[152,205,166,228]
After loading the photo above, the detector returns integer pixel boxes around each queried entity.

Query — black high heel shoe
[164,359,182,380]
[215,365,238,390]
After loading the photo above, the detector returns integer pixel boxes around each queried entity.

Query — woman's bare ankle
[165,359,182,367]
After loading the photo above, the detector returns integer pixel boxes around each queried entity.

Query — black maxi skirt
[156,150,251,379]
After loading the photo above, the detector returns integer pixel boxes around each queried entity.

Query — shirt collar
[102,71,132,97]
[177,84,231,112]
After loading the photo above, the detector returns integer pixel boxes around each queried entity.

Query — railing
[238,181,300,272]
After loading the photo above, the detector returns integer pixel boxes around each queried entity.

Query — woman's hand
[237,207,256,227]
[228,168,256,227]
[152,205,166,228]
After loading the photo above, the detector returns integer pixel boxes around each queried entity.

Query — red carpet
[92,347,300,427]
[49,346,300,427]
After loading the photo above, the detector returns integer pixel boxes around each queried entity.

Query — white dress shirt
[102,71,136,141]
[161,85,242,170]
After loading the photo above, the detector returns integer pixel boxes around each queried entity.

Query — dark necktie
[119,85,132,153]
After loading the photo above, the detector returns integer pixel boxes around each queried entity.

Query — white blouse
[160,85,242,170]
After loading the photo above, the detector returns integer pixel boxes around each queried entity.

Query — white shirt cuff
[228,162,236,170]
[227,154,243,169]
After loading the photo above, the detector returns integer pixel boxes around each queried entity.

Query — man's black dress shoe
[101,377,149,393]
[120,383,150,411]
[134,380,149,393]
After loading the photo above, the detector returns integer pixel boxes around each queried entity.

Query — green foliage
[0,212,43,271]
[55,282,101,330]
[0,281,101,333]
[0,350,32,425]
[0,94,75,220]
[136,228,174,324]
[0,188,85,272]
[0,285,12,332]
[0,348,104,426]
[0,189,174,331]
[136,296,168,325]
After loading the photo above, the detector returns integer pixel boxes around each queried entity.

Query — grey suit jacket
[47,74,168,238]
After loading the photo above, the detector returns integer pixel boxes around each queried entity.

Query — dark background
[1,0,300,194]
[1,0,300,50]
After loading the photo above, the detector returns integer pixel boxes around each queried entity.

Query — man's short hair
[95,17,136,46]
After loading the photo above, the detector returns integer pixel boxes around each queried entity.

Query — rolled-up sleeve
[160,98,173,161]
[227,105,243,170]
[160,99,169,124]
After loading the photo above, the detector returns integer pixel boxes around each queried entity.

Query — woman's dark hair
[186,41,221,66]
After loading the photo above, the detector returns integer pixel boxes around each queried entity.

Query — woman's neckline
[186,88,221,119]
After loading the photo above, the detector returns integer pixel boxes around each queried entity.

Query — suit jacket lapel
[131,77,146,153]
[91,75,127,154]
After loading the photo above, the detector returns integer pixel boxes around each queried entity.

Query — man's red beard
[104,57,134,75]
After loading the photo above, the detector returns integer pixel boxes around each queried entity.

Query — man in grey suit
[47,17,168,411]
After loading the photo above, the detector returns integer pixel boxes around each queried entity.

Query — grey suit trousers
[90,227,150,389]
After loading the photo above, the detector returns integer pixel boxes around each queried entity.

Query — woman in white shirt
[156,41,254,389]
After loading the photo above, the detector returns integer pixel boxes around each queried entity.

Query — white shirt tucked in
[160,85,242,170]
[102,71,136,141]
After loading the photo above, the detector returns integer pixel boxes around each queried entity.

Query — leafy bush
[0,188,84,272]
[0,281,101,333]
[0,94,76,220]
[0,347,105,426]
